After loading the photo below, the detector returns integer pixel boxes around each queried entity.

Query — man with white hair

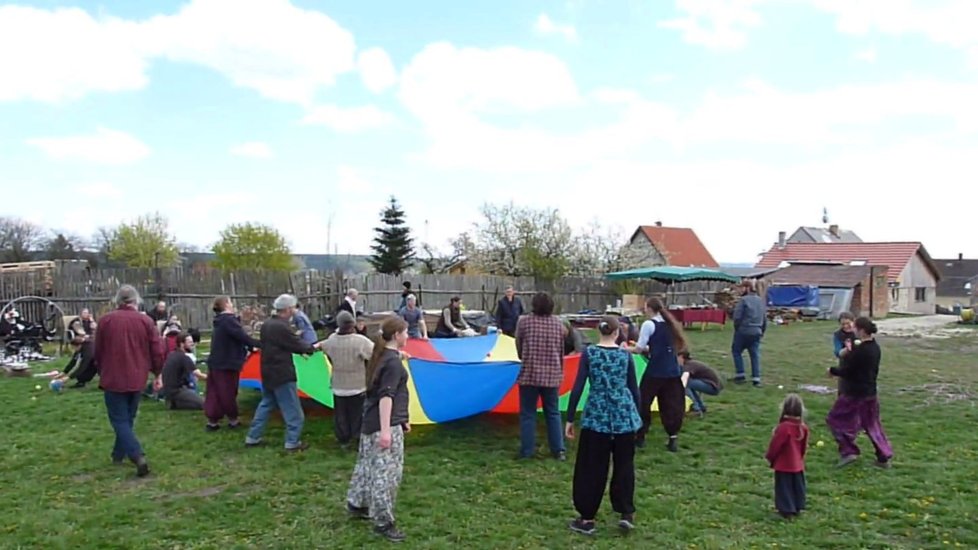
[338,289,359,318]
[93,285,164,477]
[245,294,320,451]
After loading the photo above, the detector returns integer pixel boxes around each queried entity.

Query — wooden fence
[0,263,734,331]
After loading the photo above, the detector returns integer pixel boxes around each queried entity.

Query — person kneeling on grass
[56,335,98,388]
[678,350,723,416]
[565,316,642,536]
[162,332,208,410]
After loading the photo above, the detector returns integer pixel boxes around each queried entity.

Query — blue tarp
[767,285,820,307]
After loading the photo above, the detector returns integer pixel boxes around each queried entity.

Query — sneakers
[374,523,406,542]
[554,451,567,461]
[619,514,636,531]
[752,380,762,387]
[245,439,265,448]
[285,442,310,453]
[666,437,678,453]
[732,377,747,385]
[227,421,242,430]
[569,518,596,536]
[346,502,369,520]
[873,459,892,469]
[205,423,221,432]
[836,454,859,468]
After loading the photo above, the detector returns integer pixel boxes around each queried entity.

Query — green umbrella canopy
[605,265,740,283]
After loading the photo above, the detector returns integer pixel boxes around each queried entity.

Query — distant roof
[935,258,978,297]
[789,226,863,244]
[633,225,719,268]
[756,242,940,283]
[723,267,780,279]
[767,264,874,289]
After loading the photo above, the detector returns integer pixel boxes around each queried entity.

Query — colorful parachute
[239,333,690,425]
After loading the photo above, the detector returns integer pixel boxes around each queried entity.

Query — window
[915,287,927,302]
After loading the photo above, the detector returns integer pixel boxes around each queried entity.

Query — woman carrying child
[826,317,893,468]
[565,316,642,536]
[765,393,809,518]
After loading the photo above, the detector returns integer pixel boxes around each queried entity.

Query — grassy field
[3,321,977,549]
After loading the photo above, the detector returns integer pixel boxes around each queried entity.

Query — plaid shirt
[515,314,565,387]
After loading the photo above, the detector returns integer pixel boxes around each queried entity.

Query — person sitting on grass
[564,315,642,536]
[678,350,723,416]
[434,296,476,338]
[162,332,207,410]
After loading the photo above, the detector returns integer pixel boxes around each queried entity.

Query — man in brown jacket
[93,285,164,477]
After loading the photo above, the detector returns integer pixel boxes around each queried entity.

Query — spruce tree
[369,196,415,274]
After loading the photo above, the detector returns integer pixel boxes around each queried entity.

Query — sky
[1,0,977,264]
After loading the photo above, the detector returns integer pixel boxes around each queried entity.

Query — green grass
[4,322,978,549]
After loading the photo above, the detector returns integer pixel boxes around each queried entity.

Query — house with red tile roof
[620,223,719,270]
[755,238,941,314]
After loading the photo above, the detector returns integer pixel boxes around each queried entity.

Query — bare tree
[568,220,628,276]
[468,202,575,280]
[0,217,45,263]
[41,231,88,261]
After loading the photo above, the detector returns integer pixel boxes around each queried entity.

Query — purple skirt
[825,395,893,462]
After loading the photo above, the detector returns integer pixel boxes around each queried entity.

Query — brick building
[620,223,719,269]
[765,263,890,318]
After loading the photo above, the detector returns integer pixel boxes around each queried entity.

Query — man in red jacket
[94,285,164,477]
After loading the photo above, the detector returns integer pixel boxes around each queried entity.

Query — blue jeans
[246,382,305,449]
[732,332,762,382]
[104,391,144,461]
[685,378,720,412]
[518,385,564,457]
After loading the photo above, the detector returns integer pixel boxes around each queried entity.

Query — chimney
[778,231,786,249]
[960,253,964,261]
[655,221,663,227]
[829,224,840,238]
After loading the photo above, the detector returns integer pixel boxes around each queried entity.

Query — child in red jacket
[765,393,809,518]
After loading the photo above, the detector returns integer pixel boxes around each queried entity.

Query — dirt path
[875,314,970,339]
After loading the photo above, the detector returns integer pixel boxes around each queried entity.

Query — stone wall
[620,234,666,270]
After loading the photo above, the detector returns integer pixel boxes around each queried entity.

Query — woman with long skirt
[826,317,894,468]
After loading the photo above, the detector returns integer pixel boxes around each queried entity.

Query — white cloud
[357,47,398,93]
[300,104,395,132]
[400,42,581,122]
[855,47,877,63]
[649,73,676,84]
[0,6,147,102]
[0,0,357,106]
[658,0,764,50]
[140,0,357,105]
[534,13,578,43]
[811,0,978,50]
[26,128,150,165]
[229,141,273,159]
